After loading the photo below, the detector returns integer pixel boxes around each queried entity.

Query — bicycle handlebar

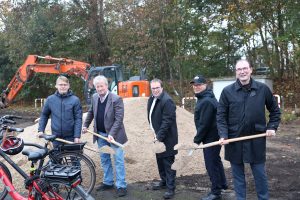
[0,125,24,132]
[2,119,16,124]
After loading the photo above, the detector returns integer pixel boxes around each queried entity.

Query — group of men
[38,59,281,200]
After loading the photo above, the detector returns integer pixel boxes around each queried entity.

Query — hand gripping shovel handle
[197,133,267,149]
[86,130,124,148]
[55,138,99,153]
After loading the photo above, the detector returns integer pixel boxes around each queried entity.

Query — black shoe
[152,181,167,190]
[163,190,175,199]
[96,183,114,191]
[201,193,221,200]
[117,188,127,197]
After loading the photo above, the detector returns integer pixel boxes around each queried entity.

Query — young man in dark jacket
[147,78,178,199]
[217,60,281,200]
[191,75,227,200]
[38,76,82,147]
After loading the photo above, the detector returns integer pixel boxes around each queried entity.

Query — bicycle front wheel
[0,161,11,200]
[55,152,96,194]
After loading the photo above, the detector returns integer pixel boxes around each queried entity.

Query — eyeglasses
[57,84,69,87]
[151,87,161,90]
[236,67,250,72]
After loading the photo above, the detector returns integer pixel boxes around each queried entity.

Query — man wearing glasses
[147,78,178,199]
[217,60,281,200]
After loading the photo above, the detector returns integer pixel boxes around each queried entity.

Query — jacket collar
[234,78,258,91]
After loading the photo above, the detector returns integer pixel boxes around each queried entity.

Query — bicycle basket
[58,142,85,152]
[42,164,81,181]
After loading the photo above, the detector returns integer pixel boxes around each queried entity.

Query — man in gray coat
[217,60,281,200]
[82,75,128,197]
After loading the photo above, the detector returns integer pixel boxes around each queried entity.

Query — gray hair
[150,78,163,87]
[93,75,108,86]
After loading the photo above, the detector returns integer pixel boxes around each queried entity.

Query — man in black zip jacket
[191,75,227,200]
[38,76,82,147]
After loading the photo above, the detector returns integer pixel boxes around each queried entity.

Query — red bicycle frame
[0,161,64,200]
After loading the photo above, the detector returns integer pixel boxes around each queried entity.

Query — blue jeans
[97,133,127,189]
[231,162,269,200]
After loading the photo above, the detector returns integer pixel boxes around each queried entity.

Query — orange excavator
[0,55,150,108]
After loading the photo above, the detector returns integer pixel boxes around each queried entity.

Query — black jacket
[194,89,219,144]
[217,79,281,164]
[38,90,82,138]
[147,91,178,158]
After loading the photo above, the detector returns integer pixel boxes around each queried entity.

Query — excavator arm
[0,55,91,108]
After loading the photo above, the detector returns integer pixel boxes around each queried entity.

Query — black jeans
[203,145,227,195]
[156,155,176,191]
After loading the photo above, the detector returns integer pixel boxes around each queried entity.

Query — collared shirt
[149,97,157,132]
[99,91,109,103]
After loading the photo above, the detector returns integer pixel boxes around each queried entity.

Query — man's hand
[108,135,115,143]
[74,138,80,143]
[82,127,87,134]
[219,137,229,145]
[266,129,276,137]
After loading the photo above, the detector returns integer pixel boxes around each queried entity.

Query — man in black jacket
[147,78,178,199]
[217,60,281,200]
[38,76,82,147]
[191,75,227,200]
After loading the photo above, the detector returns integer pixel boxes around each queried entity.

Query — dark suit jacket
[84,92,128,144]
[147,91,178,158]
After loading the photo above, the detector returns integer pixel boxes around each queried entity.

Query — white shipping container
[212,76,273,101]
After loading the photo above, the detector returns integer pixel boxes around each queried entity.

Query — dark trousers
[156,155,176,191]
[231,162,268,200]
[203,145,227,195]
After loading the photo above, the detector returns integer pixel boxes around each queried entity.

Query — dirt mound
[2,97,229,192]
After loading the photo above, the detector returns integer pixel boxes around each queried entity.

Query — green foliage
[0,0,299,104]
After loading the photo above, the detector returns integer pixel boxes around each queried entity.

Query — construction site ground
[0,97,300,200]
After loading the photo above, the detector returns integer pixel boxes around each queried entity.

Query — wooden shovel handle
[197,133,267,149]
[86,130,124,148]
[55,138,99,153]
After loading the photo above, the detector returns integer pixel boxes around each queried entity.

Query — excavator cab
[84,65,123,104]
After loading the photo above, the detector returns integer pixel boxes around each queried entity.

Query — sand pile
[2,97,228,191]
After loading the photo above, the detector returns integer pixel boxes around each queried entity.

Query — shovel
[86,130,125,148]
[172,133,267,171]
[54,138,100,153]
[151,140,166,154]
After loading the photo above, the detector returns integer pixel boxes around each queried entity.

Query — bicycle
[0,124,94,200]
[0,115,96,195]
[25,134,96,194]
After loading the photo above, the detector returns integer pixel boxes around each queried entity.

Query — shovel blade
[99,145,115,154]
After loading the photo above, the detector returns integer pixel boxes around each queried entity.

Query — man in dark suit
[147,78,178,199]
[82,75,128,197]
